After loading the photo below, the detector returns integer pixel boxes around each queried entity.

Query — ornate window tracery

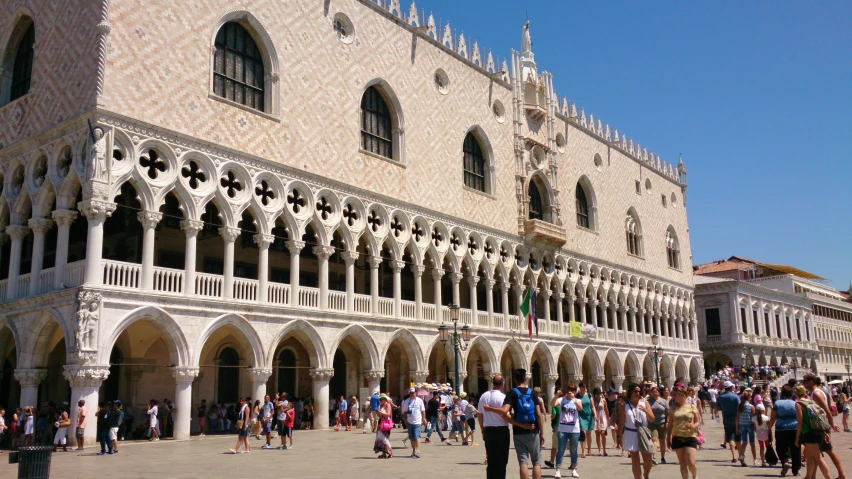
[213,22,264,111]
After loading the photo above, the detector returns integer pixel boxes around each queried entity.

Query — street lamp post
[439,304,471,393]
[647,334,663,389]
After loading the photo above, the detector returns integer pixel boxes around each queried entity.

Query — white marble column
[369,256,382,314]
[555,292,564,326]
[590,375,604,392]
[0,234,7,288]
[568,294,576,323]
[365,370,383,396]
[138,211,162,290]
[179,220,202,296]
[468,276,480,317]
[342,251,358,312]
[485,278,495,327]
[27,217,53,295]
[629,307,637,342]
[391,260,404,316]
[15,369,47,409]
[4,225,29,299]
[255,234,274,303]
[543,289,552,322]
[450,272,463,306]
[310,369,334,429]
[432,268,444,316]
[249,368,272,403]
[500,282,510,328]
[545,374,559,404]
[590,300,598,327]
[64,365,110,444]
[79,200,116,286]
[171,367,200,440]
[314,245,334,309]
[287,240,305,307]
[579,299,587,324]
[611,375,625,394]
[51,210,77,289]
[220,227,240,299]
[413,265,424,319]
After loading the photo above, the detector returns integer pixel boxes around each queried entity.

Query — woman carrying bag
[617,383,656,479]
[373,395,394,459]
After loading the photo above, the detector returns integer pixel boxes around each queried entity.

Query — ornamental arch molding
[327,324,380,371]
[20,307,73,369]
[192,313,265,369]
[98,305,190,368]
[265,319,328,369]
[381,328,426,372]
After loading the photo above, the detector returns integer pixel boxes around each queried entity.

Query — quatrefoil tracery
[390,216,404,238]
[287,189,307,214]
[449,233,461,251]
[342,204,358,226]
[139,149,166,180]
[254,180,276,206]
[367,210,383,232]
[316,197,333,220]
[220,171,243,198]
[411,223,425,242]
[181,161,206,190]
[431,228,443,247]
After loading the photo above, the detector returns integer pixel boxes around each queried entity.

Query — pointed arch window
[463,132,486,192]
[10,23,34,102]
[666,229,681,270]
[625,213,642,257]
[575,184,589,228]
[528,181,544,221]
[213,22,264,111]
[360,86,393,159]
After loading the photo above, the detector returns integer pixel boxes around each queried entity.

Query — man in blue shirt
[335,395,349,431]
[366,388,380,433]
[716,381,741,462]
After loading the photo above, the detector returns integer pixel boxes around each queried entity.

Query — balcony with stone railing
[523,219,567,249]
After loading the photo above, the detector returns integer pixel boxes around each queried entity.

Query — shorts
[514,432,543,466]
[262,421,272,434]
[407,424,421,441]
[108,427,118,440]
[279,426,292,438]
[75,427,85,438]
[671,436,697,450]
[198,417,206,427]
[739,424,755,444]
[758,439,768,448]
[648,423,666,439]
[710,401,717,409]
[722,418,741,443]
[238,428,250,437]
[467,418,476,431]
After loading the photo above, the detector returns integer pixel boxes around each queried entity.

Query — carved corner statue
[75,291,102,352]
[521,20,532,54]
[88,127,107,182]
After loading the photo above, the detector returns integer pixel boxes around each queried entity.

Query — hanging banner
[570,321,583,338]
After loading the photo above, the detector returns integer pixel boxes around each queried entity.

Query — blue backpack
[513,388,537,423]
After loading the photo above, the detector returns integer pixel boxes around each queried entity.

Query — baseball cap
[723,381,734,389]
[756,403,765,411]
[409,387,416,394]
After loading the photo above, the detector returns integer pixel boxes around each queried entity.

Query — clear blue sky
[417,1,851,289]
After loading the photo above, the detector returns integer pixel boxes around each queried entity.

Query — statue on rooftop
[521,20,532,54]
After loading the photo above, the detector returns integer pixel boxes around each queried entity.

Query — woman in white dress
[617,384,656,479]
[53,408,70,452]
[23,407,35,447]
[147,400,160,441]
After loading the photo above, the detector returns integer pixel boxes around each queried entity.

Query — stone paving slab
[2,419,849,478]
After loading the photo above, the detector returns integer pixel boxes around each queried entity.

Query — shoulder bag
[630,402,655,454]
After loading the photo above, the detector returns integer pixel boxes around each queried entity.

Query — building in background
[0,0,702,442]
[694,256,852,381]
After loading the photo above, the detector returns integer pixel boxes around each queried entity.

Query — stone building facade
[0,0,701,441]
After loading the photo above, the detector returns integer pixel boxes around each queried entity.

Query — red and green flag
[519,288,537,339]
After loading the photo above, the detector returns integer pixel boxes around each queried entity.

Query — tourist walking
[707,384,719,419]
[366,388,380,434]
[647,386,668,465]
[23,407,34,447]
[335,395,349,431]
[735,389,757,466]
[146,399,159,441]
[478,374,510,479]
[803,375,846,479]
[261,395,274,449]
[605,388,620,455]
[52,406,70,452]
[753,403,769,466]
[197,400,207,436]
[424,390,446,443]
[465,396,479,446]
[74,400,87,451]
[666,386,699,479]
[484,368,545,479]
[839,387,850,432]
[373,394,394,458]
[617,383,656,479]
[230,397,251,454]
[402,387,426,458]
[576,383,594,458]
[280,402,295,450]
[593,388,608,456]
[96,402,111,455]
[552,383,582,479]
[716,381,741,462]
[768,385,801,477]
[350,396,360,430]
[795,385,830,479]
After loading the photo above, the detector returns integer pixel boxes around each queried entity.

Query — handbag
[630,403,655,454]
[765,442,779,466]
[235,420,244,430]
[379,415,394,431]
[696,429,705,446]
[579,430,585,442]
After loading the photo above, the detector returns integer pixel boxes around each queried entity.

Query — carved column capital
[450,272,464,284]
[248,368,273,383]
[467,276,480,287]
[389,260,405,273]
[28,217,54,233]
[253,233,275,247]
[483,278,496,289]
[219,226,241,243]
[431,269,445,281]
[364,369,385,380]
[286,240,305,255]
[412,370,430,383]
[170,367,200,384]
[78,199,116,221]
[368,256,383,269]
[341,251,359,264]
[5,224,30,240]
[309,368,335,381]
[63,365,110,388]
[313,245,335,259]
[546,374,560,383]
[51,209,78,227]
[412,264,426,277]
[180,219,204,237]
[499,281,510,292]
[14,368,47,387]
[137,211,162,229]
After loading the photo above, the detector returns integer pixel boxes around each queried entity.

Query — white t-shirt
[753,415,770,441]
[148,406,159,428]
[402,397,426,425]
[458,399,470,416]
[277,402,287,421]
[708,389,718,402]
[478,389,508,427]
[556,397,581,434]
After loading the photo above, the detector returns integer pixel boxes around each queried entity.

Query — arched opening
[500,342,525,383]
[1,18,34,105]
[625,209,643,257]
[575,183,590,228]
[427,342,451,386]
[463,131,487,193]
[666,227,680,270]
[216,347,241,404]
[528,180,545,221]
[383,338,413,398]
[329,329,374,402]
[103,182,142,264]
[198,201,224,280]
[531,361,542,389]
[299,223,320,288]
[277,349,297,396]
[67,189,87,264]
[557,348,578,389]
[102,347,123,402]
[268,323,323,404]
[328,231,346,293]
[234,210,258,281]
[154,192,185,271]
[213,21,265,111]
[465,339,494,395]
[0,325,18,411]
[581,349,599,386]
[360,85,393,159]
[331,349,347,400]
[267,215,290,289]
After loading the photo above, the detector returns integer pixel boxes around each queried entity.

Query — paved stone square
[3,419,850,478]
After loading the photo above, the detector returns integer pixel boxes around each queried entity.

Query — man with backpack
[484,368,545,479]
[803,375,846,479]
